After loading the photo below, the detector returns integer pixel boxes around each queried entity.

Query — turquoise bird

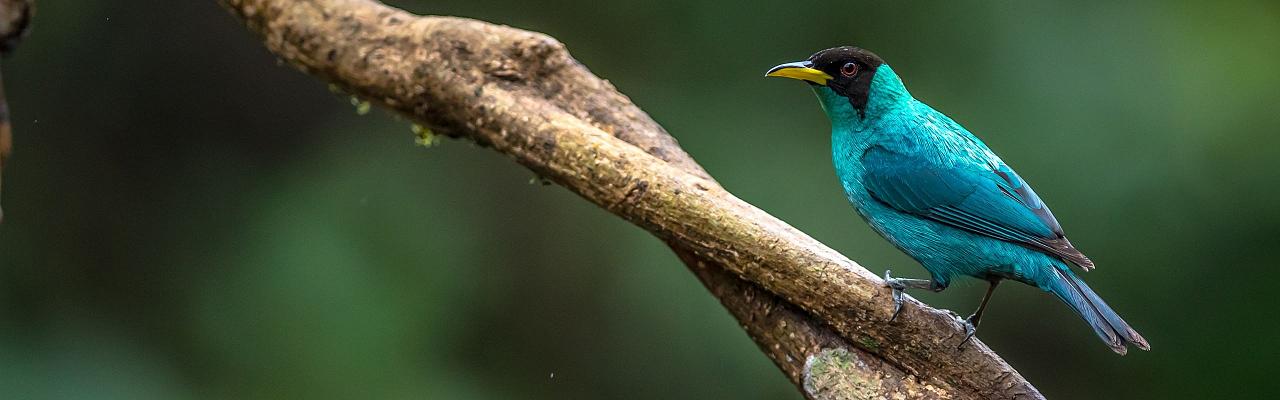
[766,46,1149,354]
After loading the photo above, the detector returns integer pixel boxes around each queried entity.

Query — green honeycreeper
[767,46,1149,354]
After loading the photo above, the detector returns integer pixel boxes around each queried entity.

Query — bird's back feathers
[861,135,1094,270]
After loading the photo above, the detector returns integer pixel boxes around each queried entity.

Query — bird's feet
[883,269,908,321]
[883,269,936,321]
[956,314,979,349]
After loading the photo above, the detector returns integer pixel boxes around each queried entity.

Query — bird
[766,46,1149,354]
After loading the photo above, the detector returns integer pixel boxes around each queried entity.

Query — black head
[766,46,886,118]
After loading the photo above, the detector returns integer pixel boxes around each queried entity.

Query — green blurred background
[1,0,1276,398]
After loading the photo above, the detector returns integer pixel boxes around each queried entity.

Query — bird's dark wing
[862,146,1094,269]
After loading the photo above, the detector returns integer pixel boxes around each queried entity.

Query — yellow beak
[765,61,832,85]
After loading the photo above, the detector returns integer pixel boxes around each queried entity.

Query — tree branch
[217,1,1044,398]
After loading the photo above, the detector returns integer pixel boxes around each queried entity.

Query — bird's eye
[840,62,859,77]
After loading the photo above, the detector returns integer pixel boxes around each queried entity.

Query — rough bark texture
[217,1,1044,398]
[678,250,956,399]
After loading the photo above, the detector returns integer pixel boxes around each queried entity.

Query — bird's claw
[956,314,978,349]
[884,269,906,321]
[883,269,907,290]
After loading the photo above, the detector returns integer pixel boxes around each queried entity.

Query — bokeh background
[2,0,1277,398]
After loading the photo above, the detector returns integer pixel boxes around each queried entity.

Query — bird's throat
[812,86,863,128]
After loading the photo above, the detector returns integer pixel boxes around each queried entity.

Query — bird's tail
[1046,268,1150,354]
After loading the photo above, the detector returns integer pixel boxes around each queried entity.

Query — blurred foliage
[0,0,1277,398]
